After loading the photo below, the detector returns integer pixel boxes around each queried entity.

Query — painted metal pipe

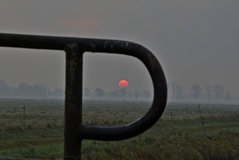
[0,33,167,160]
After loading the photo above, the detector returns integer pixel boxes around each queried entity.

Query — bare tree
[175,84,183,101]
[52,88,64,98]
[191,84,202,102]
[214,84,224,102]
[95,88,104,98]
[33,83,48,98]
[134,91,141,99]
[109,89,119,99]
[17,82,33,98]
[119,88,127,100]
[170,83,183,101]
[0,80,9,97]
[83,87,90,98]
[205,85,212,102]
[225,92,231,102]
[128,90,133,99]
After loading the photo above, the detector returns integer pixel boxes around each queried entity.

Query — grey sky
[0,1,239,95]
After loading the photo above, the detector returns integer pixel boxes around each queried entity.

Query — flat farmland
[0,99,238,159]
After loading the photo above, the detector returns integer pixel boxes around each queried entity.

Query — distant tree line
[2,79,233,102]
[0,79,151,100]
[169,82,233,103]
[0,80,64,98]
[83,87,152,100]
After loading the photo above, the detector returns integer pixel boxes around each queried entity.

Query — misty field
[0,99,239,159]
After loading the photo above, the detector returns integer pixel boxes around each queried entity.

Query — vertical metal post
[64,43,84,160]
[0,33,168,159]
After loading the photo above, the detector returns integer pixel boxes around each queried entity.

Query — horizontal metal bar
[0,33,147,55]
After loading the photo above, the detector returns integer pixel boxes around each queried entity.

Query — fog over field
[0,1,239,97]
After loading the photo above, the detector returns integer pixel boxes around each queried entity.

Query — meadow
[0,99,238,159]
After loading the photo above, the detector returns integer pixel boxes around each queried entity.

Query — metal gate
[0,33,167,160]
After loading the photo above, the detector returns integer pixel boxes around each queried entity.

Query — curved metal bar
[79,42,167,140]
[0,33,167,152]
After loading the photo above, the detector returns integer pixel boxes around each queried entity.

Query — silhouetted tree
[17,82,33,97]
[0,80,9,97]
[225,92,231,102]
[175,84,183,101]
[32,83,48,98]
[191,84,202,102]
[170,83,183,101]
[119,88,127,99]
[95,88,104,98]
[8,86,16,97]
[52,88,64,98]
[214,84,224,102]
[83,87,90,98]
[109,89,119,99]
[128,90,133,99]
[0,80,65,98]
[205,85,212,102]
[134,91,141,99]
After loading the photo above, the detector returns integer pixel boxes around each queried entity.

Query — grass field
[0,99,239,159]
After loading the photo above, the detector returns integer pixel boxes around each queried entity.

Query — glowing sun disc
[118,79,128,88]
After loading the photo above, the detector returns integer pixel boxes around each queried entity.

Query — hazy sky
[0,1,239,95]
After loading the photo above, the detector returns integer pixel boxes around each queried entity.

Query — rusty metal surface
[0,33,167,160]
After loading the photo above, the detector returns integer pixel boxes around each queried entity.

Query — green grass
[0,99,239,159]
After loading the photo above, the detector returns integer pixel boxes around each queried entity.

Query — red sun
[118,79,128,88]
